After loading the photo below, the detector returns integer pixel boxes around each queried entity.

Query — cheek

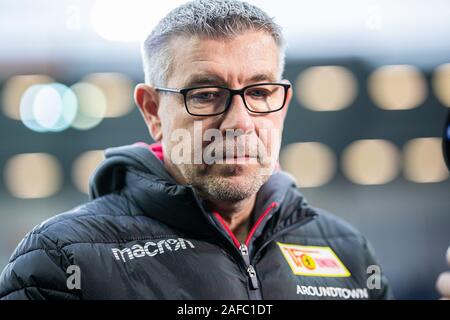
[161,107,190,141]
[163,114,206,159]
[255,115,284,146]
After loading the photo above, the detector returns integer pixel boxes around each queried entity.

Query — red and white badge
[277,242,351,277]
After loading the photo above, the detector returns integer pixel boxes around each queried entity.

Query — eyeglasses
[155,82,291,116]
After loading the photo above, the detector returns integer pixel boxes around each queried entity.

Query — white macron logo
[112,238,195,262]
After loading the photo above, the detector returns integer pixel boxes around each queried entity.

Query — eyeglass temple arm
[154,87,182,93]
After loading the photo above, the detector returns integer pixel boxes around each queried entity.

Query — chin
[190,163,272,202]
[204,174,261,202]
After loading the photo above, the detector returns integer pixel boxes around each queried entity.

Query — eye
[189,90,223,103]
[247,87,271,98]
[193,92,217,100]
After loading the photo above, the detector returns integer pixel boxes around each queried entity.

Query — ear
[280,79,293,120]
[134,83,162,141]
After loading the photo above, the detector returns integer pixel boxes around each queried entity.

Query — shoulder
[296,207,394,299]
[306,206,365,241]
[295,206,378,272]
[0,192,168,299]
[290,206,371,261]
[8,192,165,263]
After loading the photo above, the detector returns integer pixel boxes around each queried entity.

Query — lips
[224,153,258,160]
[223,155,259,165]
[201,136,264,164]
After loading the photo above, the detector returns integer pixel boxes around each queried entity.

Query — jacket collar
[89,142,316,246]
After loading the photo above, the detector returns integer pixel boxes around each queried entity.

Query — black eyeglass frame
[155,82,291,117]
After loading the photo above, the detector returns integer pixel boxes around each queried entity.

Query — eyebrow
[183,73,278,88]
[184,74,225,87]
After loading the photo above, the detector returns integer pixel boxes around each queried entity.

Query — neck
[206,194,257,244]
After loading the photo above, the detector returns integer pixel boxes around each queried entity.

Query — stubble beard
[183,162,273,203]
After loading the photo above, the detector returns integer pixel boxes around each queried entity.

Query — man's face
[153,30,291,202]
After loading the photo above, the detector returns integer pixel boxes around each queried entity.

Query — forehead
[166,30,281,87]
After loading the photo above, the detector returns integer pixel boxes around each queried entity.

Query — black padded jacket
[0,143,393,300]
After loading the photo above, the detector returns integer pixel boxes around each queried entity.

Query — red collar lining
[213,201,278,248]
[133,141,164,162]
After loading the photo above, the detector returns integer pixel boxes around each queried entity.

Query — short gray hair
[141,0,286,86]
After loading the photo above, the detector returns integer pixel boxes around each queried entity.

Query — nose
[219,93,255,134]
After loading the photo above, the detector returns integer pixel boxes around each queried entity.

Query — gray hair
[141,0,286,86]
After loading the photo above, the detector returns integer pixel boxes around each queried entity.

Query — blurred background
[0,0,449,299]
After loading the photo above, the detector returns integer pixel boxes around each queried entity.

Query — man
[437,115,450,300]
[437,247,450,300]
[0,0,393,299]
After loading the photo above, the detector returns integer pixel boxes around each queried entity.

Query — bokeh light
[295,66,358,111]
[4,153,63,199]
[2,74,53,120]
[280,142,336,187]
[19,84,48,132]
[70,82,107,130]
[90,0,186,42]
[342,139,401,185]
[82,73,134,118]
[432,63,450,108]
[368,65,427,110]
[72,150,105,194]
[403,137,449,183]
[19,83,77,132]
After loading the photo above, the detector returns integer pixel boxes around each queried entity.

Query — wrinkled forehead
[166,31,281,88]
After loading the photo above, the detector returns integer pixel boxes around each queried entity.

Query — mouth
[222,155,258,164]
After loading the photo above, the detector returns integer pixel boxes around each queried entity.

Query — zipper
[189,186,316,300]
[188,188,255,288]
[212,203,278,300]
[240,244,259,288]
[212,205,317,300]
[212,212,262,296]
[242,210,316,299]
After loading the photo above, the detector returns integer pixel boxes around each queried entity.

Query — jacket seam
[9,234,183,264]
[11,233,362,265]
[9,247,61,264]
[1,285,80,300]
[278,233,362,240]
[29,212,152,235]
[59,235,185,250]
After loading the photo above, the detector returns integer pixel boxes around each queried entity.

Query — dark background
[1,0,449,299]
